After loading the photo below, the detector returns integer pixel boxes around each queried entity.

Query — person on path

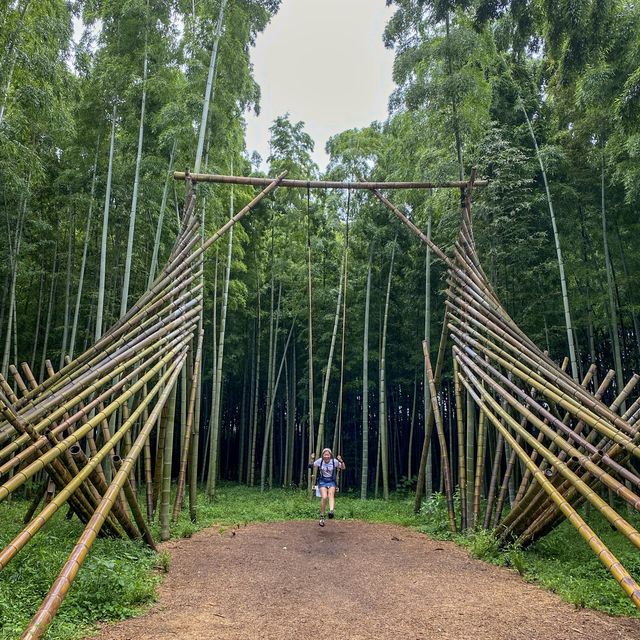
[309,448,345,527]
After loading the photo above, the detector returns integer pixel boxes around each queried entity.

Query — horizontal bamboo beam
[173,172,488,190]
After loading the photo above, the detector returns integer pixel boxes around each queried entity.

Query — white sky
[244,0,396,172]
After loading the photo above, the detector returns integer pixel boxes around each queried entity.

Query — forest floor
[89,520,640,640]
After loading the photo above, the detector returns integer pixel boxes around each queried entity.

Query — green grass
[0,499,160,640]
[168,484,419,531]
[522,514,640,616]
[2,485,639,639]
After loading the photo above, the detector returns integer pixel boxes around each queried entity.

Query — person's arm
[308,452,317,470]
[336,455,345,470]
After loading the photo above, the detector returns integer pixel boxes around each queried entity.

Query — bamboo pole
[173,329,203,520]
[423,341,456,532]
[21,353,186,640]
[174,172,488,190]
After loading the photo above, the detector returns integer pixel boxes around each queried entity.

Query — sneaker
[328,511,334,519]
[319,516,325,527]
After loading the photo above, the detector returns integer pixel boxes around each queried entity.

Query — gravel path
[91,520,640,640]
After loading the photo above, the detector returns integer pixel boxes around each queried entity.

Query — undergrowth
[0,499,160,640]
[2,484,639,639]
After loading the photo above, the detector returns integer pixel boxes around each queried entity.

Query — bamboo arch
[1,169,639,639]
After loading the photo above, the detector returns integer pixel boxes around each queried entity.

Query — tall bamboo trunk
[522,104,578,380]
[315,251,345,454]
[193,0,227,173]
[361,243,374,499]
[69,138,100,360]
[613,218,640,368]
[207,182,234,499]
[96,103,117,342]
[268,283,283,489]
[263,248,281,490]
[379,237,397,500]
[148,140,177,289]
[160,377,179,541]
[601,150,625,409]
[2,192,27,377]
[578,207,598,387]
[29,272,45,373]
[465,390,475,526]
[306,209,315,492]
[39,246,58,383]
[423,210,433,496]
[120,41,149,318]
[445,12,464,182]
[407,374,417,480]
[59,211,75,367]
[249,271,261,487]
[260,320,295,490]
[285,340,296,485]
[333,215,349,456]
[238,355,249,483]
[203,248,218,485]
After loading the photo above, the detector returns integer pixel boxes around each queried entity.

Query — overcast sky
[244,0,396,172]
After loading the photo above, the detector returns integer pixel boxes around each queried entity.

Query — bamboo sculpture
[3,167,640,640]
[0,171,287,639]
[373,178,640,610]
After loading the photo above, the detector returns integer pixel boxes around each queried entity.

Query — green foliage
[155,550,171,573]
[0,500,159,640]
[417,492,454,538]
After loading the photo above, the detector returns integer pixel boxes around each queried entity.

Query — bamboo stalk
[21,353,186,640]
[423,341,456,532]
[414,316,449,511]
[113,456,156,550]
[453,358,467,529]
[174,172,488,190]
[173,329,203,520]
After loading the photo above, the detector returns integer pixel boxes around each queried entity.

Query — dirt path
[91,520,640,640]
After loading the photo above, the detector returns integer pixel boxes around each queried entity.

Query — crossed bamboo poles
[0,172,286,640]
[372,182,640,609]
[3,167,639,637]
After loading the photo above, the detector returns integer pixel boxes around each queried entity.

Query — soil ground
[91,520,640,640]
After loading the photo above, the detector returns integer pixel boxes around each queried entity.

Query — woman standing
[309,448,345,526]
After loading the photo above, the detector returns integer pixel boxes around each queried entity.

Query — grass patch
[170,484,419,530]
[0,500,159,640]
[523,512,640,616]
[2,484,639,639]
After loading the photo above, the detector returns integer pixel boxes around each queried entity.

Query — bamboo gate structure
[1,169,639,638]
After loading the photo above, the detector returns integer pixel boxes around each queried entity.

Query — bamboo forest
[3,1,640,639]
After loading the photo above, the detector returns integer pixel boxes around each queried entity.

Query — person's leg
[320,487,328,516]
[328,486,336,513]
